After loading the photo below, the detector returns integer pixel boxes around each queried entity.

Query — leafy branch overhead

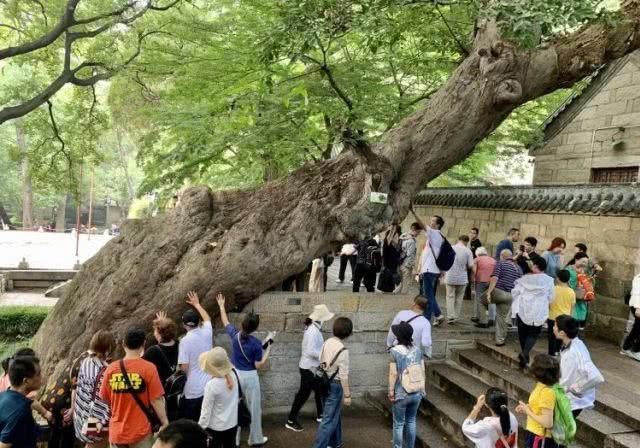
[0,0,182,125]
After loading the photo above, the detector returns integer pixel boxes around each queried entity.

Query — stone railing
[414,184,640,216]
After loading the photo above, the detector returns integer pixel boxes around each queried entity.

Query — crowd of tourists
[1,209,639,448]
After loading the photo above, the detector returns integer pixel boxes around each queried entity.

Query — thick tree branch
[0,0,80,60]
[0,1,182,124]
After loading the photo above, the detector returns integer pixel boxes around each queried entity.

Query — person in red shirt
[100,327,168,448]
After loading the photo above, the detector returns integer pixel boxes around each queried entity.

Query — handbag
[231,368,252,428]
[316,345,346,398]
[119,360,162,432]
[81,365,109,438]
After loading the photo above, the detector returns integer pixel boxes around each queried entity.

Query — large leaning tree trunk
[34,5,640,377]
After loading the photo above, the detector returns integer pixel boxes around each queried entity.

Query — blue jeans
[392,394,422,448]
[421,273,442,321]
[313,382,343,448]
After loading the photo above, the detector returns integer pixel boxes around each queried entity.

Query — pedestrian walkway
[261,407,392,448]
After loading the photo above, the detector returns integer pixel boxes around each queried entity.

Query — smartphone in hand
[262,331,276,349]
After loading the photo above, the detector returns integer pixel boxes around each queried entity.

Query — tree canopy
[0,0,627,211]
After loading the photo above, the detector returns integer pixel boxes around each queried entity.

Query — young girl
[463,388,518,448]
[516,354,560,448]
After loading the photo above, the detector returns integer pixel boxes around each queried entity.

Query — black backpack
[151,345,186,400]
[366,245,382,272]
[430,235,455,271]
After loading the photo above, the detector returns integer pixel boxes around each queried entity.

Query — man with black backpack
[352,237,380,293]
[411,207,456,326]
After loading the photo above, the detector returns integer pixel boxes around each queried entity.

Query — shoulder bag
[316,345,346,398]
[231,368,252,428]
[237,333,254,366]
[119,360,162,432]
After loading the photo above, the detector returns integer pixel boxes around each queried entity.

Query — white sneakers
[620,349,640,361]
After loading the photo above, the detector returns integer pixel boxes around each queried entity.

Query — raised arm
[186,291,211,322]
[255,345,271,370]
[410,206,427,231]
[215,293,230,327]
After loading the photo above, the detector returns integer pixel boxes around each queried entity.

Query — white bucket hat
[199,347,233,378]
[309,304,335,323]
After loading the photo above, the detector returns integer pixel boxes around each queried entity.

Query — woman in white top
[313,317,353,448]
[198,347,239,448]
[463,388,518,448]
[286,304,335,432]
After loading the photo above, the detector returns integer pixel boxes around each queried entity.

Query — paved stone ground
[258,406,392,448]
[0,230,112,270]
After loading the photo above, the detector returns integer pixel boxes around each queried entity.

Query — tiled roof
[414,184,640,215]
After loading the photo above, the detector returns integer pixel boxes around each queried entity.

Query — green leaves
[477,0,620,47]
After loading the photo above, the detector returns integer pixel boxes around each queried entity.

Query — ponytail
[497,404,511,437]
[486,387,511,437]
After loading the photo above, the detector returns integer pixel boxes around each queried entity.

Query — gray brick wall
[533,57,640,185]
[221,292,475,410]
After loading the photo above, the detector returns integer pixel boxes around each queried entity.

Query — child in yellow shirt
[516,354,560,448]
[548,270,576,356]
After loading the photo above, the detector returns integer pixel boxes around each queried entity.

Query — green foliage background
[0,0,624,214]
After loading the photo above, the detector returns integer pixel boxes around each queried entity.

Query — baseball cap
[182,309,201,327]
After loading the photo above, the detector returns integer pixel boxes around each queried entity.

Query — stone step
[364,391,460,448]
[475,341,640,431]
[454,348,640,448]
[421,384,473,447]
[428,362,529,446]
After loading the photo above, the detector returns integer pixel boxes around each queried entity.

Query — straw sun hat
[309,304,335,322]
[199,347,233,378]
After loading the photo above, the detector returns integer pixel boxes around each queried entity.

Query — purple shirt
[491,259,523,292]
[225,324,263,371]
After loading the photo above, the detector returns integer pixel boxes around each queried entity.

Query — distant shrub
[0,306,49,339]
[128,197,155,219]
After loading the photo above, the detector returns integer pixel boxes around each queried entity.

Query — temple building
[410,51,640,343]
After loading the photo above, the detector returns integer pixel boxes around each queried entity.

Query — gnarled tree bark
[34,6,640,378]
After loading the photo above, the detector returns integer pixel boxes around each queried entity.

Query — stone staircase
[366,339,640,448]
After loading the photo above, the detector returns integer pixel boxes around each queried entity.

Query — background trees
[2,0,604,220]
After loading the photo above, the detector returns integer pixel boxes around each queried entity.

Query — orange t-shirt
[99,358,164,444]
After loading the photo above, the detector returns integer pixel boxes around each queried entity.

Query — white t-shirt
[178,321,213,399]
[420,227,444,274]
[445,243,474,285]
[198,373,239,431]
[462,414,518,448]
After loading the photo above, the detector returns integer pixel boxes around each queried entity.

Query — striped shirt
[491,259,523,292]
[74,356,110,443]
